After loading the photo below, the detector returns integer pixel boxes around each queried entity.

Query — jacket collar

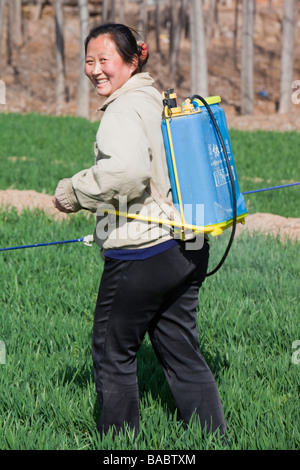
[99,72,155,111]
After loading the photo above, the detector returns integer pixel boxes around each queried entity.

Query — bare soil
[0,0,299,241]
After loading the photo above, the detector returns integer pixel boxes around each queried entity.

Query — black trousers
[92,238,226,438]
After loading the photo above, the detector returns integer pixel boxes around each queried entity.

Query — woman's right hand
[52,195,75,214]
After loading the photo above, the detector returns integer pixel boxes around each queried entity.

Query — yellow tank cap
[182,98,194,113]
[193,96,221,107]
[170,107,182,116]
[163,105,182,118]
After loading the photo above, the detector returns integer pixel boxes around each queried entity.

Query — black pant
[92,239,226,438]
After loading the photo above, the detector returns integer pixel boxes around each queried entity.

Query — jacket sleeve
[70,111,152,211]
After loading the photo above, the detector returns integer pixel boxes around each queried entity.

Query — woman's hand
[52,178,81,214]
[52,195,75,214]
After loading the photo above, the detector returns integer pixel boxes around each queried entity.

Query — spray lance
[0,235,94,252]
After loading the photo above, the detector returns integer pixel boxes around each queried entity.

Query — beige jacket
[56,73,186,252]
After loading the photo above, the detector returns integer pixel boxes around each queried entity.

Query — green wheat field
[0,113,299,450]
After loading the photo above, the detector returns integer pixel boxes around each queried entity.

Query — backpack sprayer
[161,88,248,275]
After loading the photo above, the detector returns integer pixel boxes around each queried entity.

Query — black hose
[189,95,237,276]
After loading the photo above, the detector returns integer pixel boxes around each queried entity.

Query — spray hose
[188,94,237,276]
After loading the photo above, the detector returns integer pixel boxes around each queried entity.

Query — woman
[52,23,226,440]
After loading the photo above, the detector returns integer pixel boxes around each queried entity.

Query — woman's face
[85,35,137,97]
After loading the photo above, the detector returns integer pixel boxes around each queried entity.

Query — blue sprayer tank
[161,90,247,236]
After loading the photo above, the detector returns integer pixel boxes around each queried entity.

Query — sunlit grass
[0,209,299,450]
[0,112,299,216]
[0,112,299,450]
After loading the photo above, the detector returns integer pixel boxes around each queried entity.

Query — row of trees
[0,0,298,118]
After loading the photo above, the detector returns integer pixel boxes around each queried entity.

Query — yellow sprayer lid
[193,96,221,107]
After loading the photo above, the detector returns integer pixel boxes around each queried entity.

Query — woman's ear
[131,54,139,74]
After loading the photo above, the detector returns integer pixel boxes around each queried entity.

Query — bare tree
[34,0,44,21]
[54,0,66,115]
[102,0,116,22]
[77,0,90,118]
[6,0,13,65]
[190,0,208,97]
[241,0,255,115]
[206,0,219,42]
[102,0,109,22]
[170,0,187,78]
[110,0,116,22]
[2,0,23,67]
[233,0,239,69]
[155,0,160,53]
[13,0,23,48]
[279,0,297,114]
[118,0,126,23]
[139,0,148,39]
[169,0,176,60]
[0,0,7,70]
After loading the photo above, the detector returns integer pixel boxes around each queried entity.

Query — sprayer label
[214,166,236,187]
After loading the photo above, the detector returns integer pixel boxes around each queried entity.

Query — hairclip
[139,41,148,61]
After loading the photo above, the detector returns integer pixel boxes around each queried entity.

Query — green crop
[0,113,299,450]
[0,113,299,217]
[0,209,299,450]
[230,129,300,217]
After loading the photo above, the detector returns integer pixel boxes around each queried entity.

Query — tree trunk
[109,0,116,22]
[34,0,44,21]
[233,0,239,69]
[206,0,219,42]
[0,0,7,70]
[155,0,160,53]
[77,0,90,119]
[102,0,109,22]
[241,0,255,115]
[54,0,66,115]
[278,0,297,114]
[169,0,176,61]
[6,0,13,65]
[118,0,126,23]
[6,0,23,55]
[139,0,148,38]
[170,0,187,78]
[190,0,208,97]
[9,0,23,49]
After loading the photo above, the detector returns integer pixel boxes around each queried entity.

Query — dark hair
[84,23,149,74]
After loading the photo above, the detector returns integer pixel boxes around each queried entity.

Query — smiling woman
[84,35,136,97]
[84,25,146,97]
[51,23,227,443]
